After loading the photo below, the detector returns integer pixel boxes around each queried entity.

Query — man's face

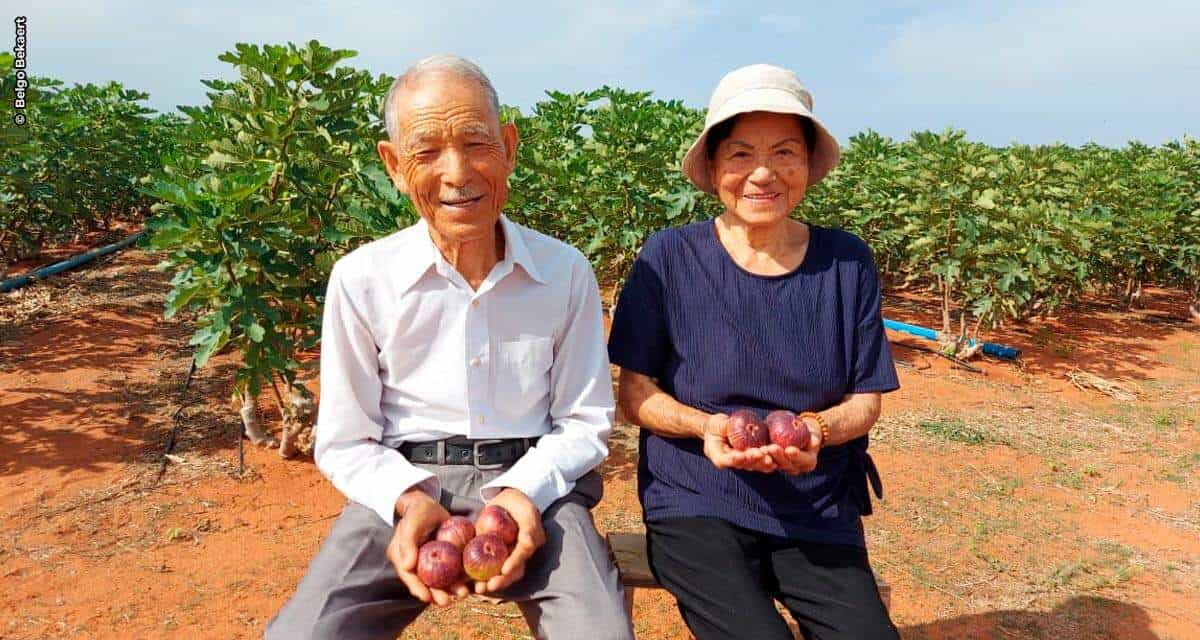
[378,72,518,244]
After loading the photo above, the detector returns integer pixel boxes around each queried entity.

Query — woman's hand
[701,413,778,473]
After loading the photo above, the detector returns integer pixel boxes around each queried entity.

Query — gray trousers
[264,466,634,640]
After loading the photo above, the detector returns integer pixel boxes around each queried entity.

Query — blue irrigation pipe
[1,229,146,293]
[883,318,1021,360]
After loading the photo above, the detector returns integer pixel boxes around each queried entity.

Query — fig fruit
[764,410,811,450]
[416,540,463,589]
[435,515,476,550]
[462,532,510,582]
[727,408,769,450]
[475,505,519,547]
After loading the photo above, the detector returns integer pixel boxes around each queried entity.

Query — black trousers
[645,516,899,640]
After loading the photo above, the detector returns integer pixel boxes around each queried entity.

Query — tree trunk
[277,378,314,459]
[939,275,952,336]
[1123,273,1142,307]
[16,231,43,262]
[1189,282,1200,323]
[1109,277,1124,300]
[1127,278,1143,310]
[239,388,277,448]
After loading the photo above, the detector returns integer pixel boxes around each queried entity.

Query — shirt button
[471,299,480,308]
[477,415,486,424]
[470,357,481,367]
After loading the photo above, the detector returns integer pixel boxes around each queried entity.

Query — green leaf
[974,189,998,210]
[203,150,240,167]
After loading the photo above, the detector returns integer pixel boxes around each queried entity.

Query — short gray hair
[383,54,501,144]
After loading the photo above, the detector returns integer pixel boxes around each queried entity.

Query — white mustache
[441,189,484,203]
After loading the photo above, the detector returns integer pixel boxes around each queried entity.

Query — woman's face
[708,112,810,227]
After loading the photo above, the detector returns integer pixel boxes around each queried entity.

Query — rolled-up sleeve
[480,255,614,513]
[313,262,440,526]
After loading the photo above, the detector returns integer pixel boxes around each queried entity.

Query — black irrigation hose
[1,230,147,293]
[239,407,245,476]
[154,357,198,485]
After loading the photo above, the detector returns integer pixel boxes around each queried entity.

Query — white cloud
[878,0,1200,98]
[8,0,715,112]
[8,1,1195,144]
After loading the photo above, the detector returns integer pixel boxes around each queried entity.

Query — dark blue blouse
[607,219,900,546]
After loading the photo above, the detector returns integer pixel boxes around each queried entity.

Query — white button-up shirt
[314,214,614,526]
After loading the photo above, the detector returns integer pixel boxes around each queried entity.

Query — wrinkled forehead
[394,73,500,143]
[402,112,495,148]
[727,111,808,142]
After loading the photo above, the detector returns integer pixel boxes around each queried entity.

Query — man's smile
[441,194,485,208]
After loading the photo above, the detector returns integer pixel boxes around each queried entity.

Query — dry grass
[0,279,91,345]
[867,379,1200,633]
[1066,369,1141,401]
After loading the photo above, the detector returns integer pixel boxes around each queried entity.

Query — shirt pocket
[493,336,554,415]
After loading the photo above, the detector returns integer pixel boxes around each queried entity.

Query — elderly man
[264,55,633,640]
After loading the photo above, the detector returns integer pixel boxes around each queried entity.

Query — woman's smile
[742,192,780,203]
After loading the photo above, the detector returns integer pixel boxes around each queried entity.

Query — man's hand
[701,413,777,473]
[475,488,546,595]
[762,416,823,475]
[386,487,469,606]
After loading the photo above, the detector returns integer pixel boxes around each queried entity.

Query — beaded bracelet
[798,411,830,445]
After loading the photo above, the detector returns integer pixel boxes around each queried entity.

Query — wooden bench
[606,532,890,620]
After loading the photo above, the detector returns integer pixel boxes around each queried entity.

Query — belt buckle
[472,439,506,470]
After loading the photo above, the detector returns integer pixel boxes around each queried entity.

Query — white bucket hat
[681,63,840,194]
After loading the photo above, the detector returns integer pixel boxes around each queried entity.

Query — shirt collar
[499,214,547,285]
[395,215,546,295]
[386,217,437,295]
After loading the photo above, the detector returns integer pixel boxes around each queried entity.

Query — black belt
[398,437,539,469]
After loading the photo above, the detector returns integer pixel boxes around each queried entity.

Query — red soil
[1,247,1197,639]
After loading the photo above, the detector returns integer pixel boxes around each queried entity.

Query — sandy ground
[1,241,1197,640]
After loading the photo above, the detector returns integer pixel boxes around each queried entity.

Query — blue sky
[7,1,1199,146]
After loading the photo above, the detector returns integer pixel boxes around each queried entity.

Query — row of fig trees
[12,39,1193,452]
[140,42,724,455]
[503,88,712,283]
[800,131,1200,340]
[0,52,181,275]
[141,41,416,456]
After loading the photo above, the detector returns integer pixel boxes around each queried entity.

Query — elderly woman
[608,64,900,639]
